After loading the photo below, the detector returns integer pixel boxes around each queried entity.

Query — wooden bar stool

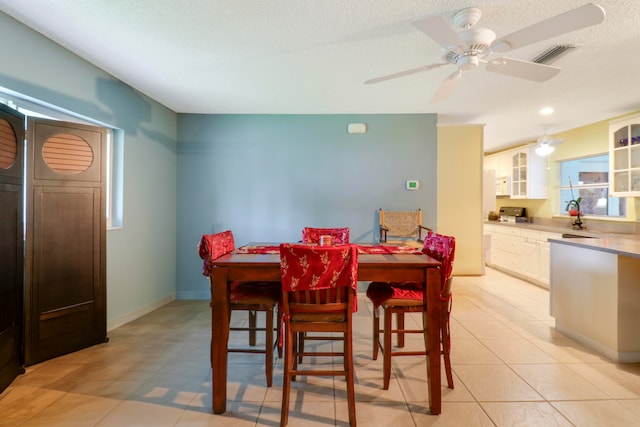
[366,231,456,390]
[199,230,281,387]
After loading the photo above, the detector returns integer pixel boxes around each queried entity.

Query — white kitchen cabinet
[520,230,539,281]
[484,154,497,174]
[609,114,640,196]
[510,147,547,199]
[484,151,512,178]
[520,229,562,288]
[539,238,552,285]
[485,224,560,288]
[485,224,521,272]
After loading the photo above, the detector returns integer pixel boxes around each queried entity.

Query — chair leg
[275,307,283,359]
[441,307,454,389]
[297,332,305,363]
[280,324,292,427]
[372,307,380,360]
[249,310,257,346]
[383,307,393,390]
[292,332,299,382]
[265,308,274,387]
[344,331,357,426]
[396,311,405,348]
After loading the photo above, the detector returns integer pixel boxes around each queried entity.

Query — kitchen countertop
[485,220,640,257]
[549,236,640,258]
[484,220,611,237]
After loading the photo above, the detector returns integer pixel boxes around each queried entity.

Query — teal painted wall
[177,114,437,298]
[0,12,178,328]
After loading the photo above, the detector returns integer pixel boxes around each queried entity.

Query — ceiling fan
[535,133,564,156]
[365,3,605,103]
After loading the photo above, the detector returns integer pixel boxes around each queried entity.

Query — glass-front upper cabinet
[511,151,527,197]
[610,114,640,196]
[510,147,547,199]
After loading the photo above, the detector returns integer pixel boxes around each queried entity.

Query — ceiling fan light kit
[535,134,563,156]
[365,3,606,103]
[535,143,555,156]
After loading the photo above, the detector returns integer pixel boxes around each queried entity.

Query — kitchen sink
[561,233,593,238]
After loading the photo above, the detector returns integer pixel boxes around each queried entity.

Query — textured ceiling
[1,0,639,152]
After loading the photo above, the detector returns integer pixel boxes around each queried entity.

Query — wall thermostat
[405,180,419,190]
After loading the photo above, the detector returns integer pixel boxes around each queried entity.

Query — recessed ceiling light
[539,107,554,115]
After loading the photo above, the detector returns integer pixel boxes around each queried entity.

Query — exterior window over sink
[559,154,626,218]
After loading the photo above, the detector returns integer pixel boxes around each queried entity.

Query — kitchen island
[549,237,640,362]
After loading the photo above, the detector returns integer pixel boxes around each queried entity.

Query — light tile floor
[3,267,640,426]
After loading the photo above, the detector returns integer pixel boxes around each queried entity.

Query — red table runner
[234,244,422,255]
[356,245,422,255]
[234,245,280,254]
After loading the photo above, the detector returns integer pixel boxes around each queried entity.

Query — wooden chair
[279,243,358,427]
[298,226,350,360]
[365,231,455,390]
[198,230,281,387]
[379,208,431,248]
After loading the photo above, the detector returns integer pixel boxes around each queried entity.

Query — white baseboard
[107,294,175,331]
[176,290,210,300]
[555,323,640,363]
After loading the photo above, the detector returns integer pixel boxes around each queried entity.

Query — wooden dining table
[208,244,443,415]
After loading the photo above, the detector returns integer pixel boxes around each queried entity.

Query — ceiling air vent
[531,44,580,65]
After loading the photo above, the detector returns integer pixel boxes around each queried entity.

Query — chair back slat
[301,227,350,244]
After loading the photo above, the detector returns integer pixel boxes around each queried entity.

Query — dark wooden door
[24,117,107,366]
[0,105,25,392]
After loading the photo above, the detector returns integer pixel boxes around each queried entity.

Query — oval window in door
[42,133,93,174]
[0,118,17,169]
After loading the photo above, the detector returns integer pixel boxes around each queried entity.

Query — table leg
[211,267,230,414]
[424,266,441,415]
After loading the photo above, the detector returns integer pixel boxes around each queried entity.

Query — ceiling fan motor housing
[461,27,497,52]
[442,27,496,66]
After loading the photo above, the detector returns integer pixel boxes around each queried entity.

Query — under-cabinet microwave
[496,176,511,196]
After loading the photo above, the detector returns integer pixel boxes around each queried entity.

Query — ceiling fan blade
[431,70,463,103]
[486,57,561,82]
[412,15,466,50]
[365,63,445,84]
[490,3,605,53]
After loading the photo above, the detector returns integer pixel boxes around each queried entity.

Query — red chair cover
[279,244,358,292]
[423,231,456,282]
[366,231,455,307]
[198,230,234,276]
[366,282,423,308]
[301,227,350,244]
